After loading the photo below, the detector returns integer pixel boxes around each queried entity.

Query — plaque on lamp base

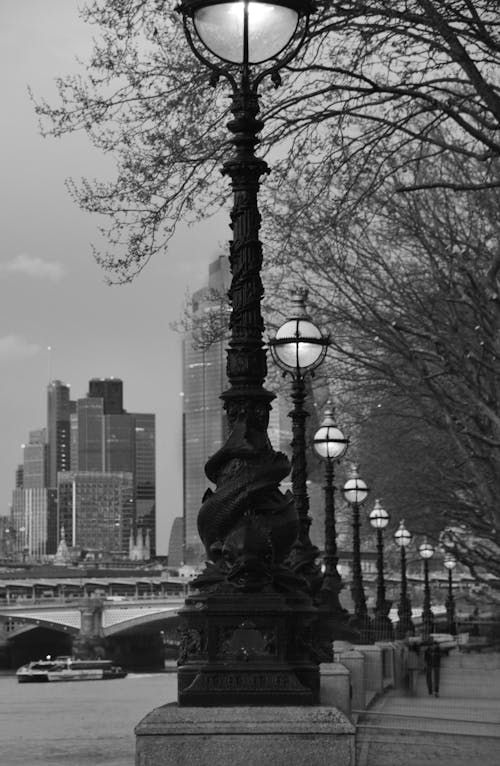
[177,591,320,706]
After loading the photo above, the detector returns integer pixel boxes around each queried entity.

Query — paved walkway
[355,651,500,766]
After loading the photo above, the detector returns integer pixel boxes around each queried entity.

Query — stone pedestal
[135,704,355,766]
[376,641,396,689]
[357,644,383,700]
[320,662,351,716]
[334,649,365,712]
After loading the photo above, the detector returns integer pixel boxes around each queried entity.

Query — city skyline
[0,0,227,553]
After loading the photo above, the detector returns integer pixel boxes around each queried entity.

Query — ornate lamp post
[176,0,320,706]
[418,538,435,639]
[394,520,414,638]
[369,499,393,641]
[342,465,371,641]
[269,290,329,588]
[443,553,457,636]
[313,402,350,634]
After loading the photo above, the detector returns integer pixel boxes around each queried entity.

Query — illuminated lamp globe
[342,465,369,505]
[269,290,328,374]
[394,520,412,548]
[369,499,390,530]
[313,403,349,461]
[418,539,435,560]
[443,554,457,570]
[181,0,313,65]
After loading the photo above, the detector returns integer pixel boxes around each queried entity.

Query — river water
[0,671,178,766]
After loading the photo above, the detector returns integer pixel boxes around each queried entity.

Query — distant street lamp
[369,499,393,641]
[394,520,414,638]
[313,402,349,627]
[342,465,371,641]
[418,538,435,639]
[269,289,329,587]
[443,553,457,636]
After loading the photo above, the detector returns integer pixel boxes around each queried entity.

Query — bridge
[0,597,185,668]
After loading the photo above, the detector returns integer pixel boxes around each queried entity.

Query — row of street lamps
[175,0,457,704]
[269,293,458,644]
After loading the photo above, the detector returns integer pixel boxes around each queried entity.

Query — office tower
[11,488,50,559]
[11,429,58,558]
[57,471,133,555]
[71,379,156,557]
[182,256,230,564]
[134,413,156,556]
[47,380,71,486]
[167,516,184,568]
[75,396,105,471]
[22,429,47,488]
[88,377,124,414]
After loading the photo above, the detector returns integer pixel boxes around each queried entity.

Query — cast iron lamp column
[176,0,320,706]
[269,290,329,591]
[418,538,435,639]
[369,499,393,641]
[394,520,414,638]
[342,465,371,642]
[313,403,350,632]
[443,553,457,636]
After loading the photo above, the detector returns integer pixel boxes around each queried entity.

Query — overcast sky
[0,1,227,554]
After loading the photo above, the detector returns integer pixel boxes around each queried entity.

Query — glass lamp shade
[394,520,412,548]
[342,469,369,505]
[443,554,457,570]
[313,405,348,460]
[418,539,435,560]
[369,499,389,530]
[270,317,327,373]
[191,1,300,64]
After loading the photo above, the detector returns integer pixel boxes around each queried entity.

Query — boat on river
[16,656,127,683]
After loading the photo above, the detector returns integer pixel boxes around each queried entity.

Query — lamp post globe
[179,0,314,67]
[313,403,351,641]
[369,500,393,641]
[342,465,371,641]
[176,0,321,706]
[269,289,329,591]
[394,520,414,638]
[443,553,457,636]
[418,538,435,639]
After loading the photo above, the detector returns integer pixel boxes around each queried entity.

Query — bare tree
[32,1,500,278]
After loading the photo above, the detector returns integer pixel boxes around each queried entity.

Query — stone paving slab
[356,652,500,765]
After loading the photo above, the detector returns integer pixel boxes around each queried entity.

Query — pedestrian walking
[424,639,441,697]
[406,642,420,695]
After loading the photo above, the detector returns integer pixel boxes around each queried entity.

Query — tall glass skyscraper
[47,380,71,487]
[182,256,230,564]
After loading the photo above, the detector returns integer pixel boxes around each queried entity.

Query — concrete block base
[135,704,356,766]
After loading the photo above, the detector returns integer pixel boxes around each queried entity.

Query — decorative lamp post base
[178,592,319,706]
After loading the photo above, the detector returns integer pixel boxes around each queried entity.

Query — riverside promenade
[355,649,500,766]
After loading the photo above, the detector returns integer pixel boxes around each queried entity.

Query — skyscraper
[47,380,71,487]
[57,471,133,555]
[69,379,156,557]
[9,377,156,562]
[182,256,230,564]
